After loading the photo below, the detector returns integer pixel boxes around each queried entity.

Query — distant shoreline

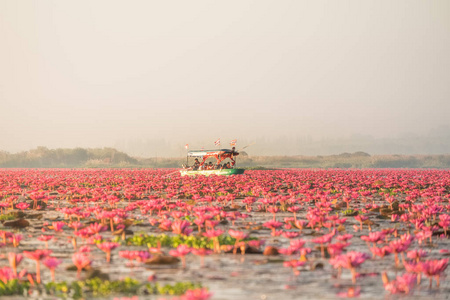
[1,147,449,169]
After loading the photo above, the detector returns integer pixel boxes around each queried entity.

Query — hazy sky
[1,0,449,156]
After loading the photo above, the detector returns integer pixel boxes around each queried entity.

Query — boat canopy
[187,148,239,166]
[187,149,234,158]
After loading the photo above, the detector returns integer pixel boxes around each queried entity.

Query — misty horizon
[2,127,449,158]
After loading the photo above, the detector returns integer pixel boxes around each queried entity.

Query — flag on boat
[230,139,237,146]
[185,144,189,149]
[214,138,221,146]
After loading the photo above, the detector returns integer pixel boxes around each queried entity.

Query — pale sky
[1,0,449,156]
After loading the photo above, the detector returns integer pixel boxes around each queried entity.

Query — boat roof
[188,149,234,157]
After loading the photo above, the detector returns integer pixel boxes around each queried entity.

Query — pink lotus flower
[181,287,212,300]
[9,234,22,248]
[15,202,30,210]
[77,245,91,253]
[420,258,448,288]
[415,229,433,245]
[7,253,23,276]
[382,272,416,294]
[172,220,193,236]
[327,242,349,258]
[263,220,283,232]
[159,219,173,231]
[204,219,219,229]
[336,234,353,242]
[119,250,151,263]
[0,202,10,215]
[97,242,120,263]
[86,223,108,235]
[203,229,224,253]
[282,231,299,239]
[171,211,185,219]
[247,239,265,249]
[228,229,249,255]
[361,231,385,246]
[289,239,305,250]
[87,234,103,245]
[406,249,428,262]
[370,246,392,259]
[228,229,248,240]
[50,221,65,232]
[38,235,54,249]
[0,267,15,284]
[42,257,62,281]
[312,231,335,258]
[169,244,192,268]
[389,239,412,267]
[23,249,52,284]
[438,214,450,236]
[354,215,368,230]
[293,219,306,232]
[391,214,399,222]
[287,206,301,215]
[330,251,370,283]
[278,247,298,256]
[72,252,91,278]
[68,221,84,232]
[203,229,224,238]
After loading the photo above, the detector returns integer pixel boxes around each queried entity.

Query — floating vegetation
[0,277,202,298]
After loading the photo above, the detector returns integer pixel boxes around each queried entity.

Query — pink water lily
[330,251,370,283]
[72,252,91,278]
[171,220,193,236]
[23,249,52,284]
[420,258,448,288]
[181,287,212,300]
[382,272,416,294]
[49,221,65,232]
[16,202,30,210]
[169,244,192,268]
[37,235,54,249]
[7,253,23,276]
[228,229,249,255]
[97,242,120,263]
[42,257,62,281]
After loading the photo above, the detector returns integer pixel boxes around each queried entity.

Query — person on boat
[193,159,200,170]
[228,147,238,167]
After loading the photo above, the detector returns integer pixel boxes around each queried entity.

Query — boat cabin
[180,148,244,176]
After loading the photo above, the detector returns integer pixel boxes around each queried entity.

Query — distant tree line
[237,152,450,169]
[0,148,449,169]
[0,147,138,168]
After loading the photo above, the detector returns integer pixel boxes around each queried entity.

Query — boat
[180,168,244,176]
[180,148,245,176]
